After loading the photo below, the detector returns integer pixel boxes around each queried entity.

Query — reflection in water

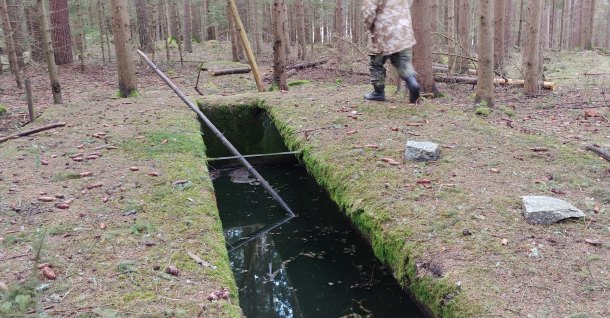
[214,165,424,318]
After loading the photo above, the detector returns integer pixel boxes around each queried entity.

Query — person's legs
[365,54,387,101]
[389,49,420,103]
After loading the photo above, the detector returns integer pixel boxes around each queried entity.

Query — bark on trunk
[524,0,543,95]
[183,0,192,53]
[0,0,21,88]
[476,0,495,106]
[296,0,306,60]
[447,0,456,71]
[273,0,288,91]
[455,0,471,74]
[136,0,154,53]
[50,0,73,64]
[7,0,26,68]
[412,0,439,95]
[26,4,45,63]
[37,0,61,103]
[334,0,344,54]
[494,0,506,72]
[110,0,138,97]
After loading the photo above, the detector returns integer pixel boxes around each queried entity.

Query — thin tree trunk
[606,3,610,49]
[455,0,471,73]
[517,0,525,46]
[334,0,344,54]
[0,0,21,88]
[7,0,26,68]
[296,0,306,60]
[26,4,45,63]
[75,1,86,72]
[183,0,192,52]
[273,0,288,91]
[494,0,506,72]
[37,0,61,103]
[559,0,570,49]
[549,0,557,47]
[412,0,439,95]
[191,0,201,42]
[50,0,73,64]
[541,0,550,48]
[172,0,184,65]
[110,0,138,97]
[524,0,543,95]
[447,0,456,71]
[476,0,495,105]
[98,0,105,62]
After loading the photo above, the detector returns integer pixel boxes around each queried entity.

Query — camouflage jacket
[362,0,416,56]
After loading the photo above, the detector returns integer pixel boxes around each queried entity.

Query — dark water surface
[213,165,424,318]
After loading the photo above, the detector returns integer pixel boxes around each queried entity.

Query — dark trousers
[369,48,415,88]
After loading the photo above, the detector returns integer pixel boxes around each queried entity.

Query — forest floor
[1,41,610,317]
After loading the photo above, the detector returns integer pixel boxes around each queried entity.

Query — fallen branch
[210,67,251,76]
[587,145,610,163]
[434,76,556,90]
[0,253,30,262]
[287,58,329,70]
[0,122,67,144]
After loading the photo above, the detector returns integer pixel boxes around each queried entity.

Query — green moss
[474,106,492,117]
[51,171,81,182]
[0,104,6,117]
[122,290,156,303]
[288,80,311,87]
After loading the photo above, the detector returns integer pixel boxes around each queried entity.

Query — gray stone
[522,196,585,225]
[404,141,440,162]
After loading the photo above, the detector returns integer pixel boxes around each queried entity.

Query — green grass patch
[288,79,311,87]
[474,106,492,117]
[0,104,6,117]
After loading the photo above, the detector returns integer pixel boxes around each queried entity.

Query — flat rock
[522,196,585,225]
[404,141,440,162]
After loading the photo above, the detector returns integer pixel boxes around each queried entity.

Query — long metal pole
[136,49,295,217]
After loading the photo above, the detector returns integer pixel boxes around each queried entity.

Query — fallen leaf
[86,183,103,190]
[584,108,599,118]
[129,166,139,171]
[86,154,100,160]
[0,282,8,292]
[489,168,500,173]
[41,159,49,166]
[148,172,160,177]
[79,171,93,177]
[550,188,566,195]
[71,157,84,162]
[501,239,509,246]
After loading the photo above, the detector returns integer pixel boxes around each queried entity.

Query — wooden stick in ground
[210,67,251,76]
[25,78,35,122]
[587,145,610,163]
[0,122,67,144]
[227,0,265,92]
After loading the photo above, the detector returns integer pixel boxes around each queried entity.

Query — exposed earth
[1,41,609,317]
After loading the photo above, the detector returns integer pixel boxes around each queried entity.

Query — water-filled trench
[202,107,425,317]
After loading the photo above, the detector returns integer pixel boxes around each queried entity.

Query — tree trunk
[0,0,21,88]
[6,0,26,69]
[412,0,439,95]
[110,0,138,97]
[541,0,550,48]
[228,3,243,62]
[252,0,262,54]
[560,0,570,49]
[98,0,106,62]
[517,0,525,46]
[334,0,344,54]
[504,0,515,50]
[571,0,581,48]
[75,1,86,72]
[549,0,557,47]
[135,0,154,53]
[204,0,215,40]
[447,0,456,71]
[524,0,543,96]
[273,0,288,91]
[606,3,610,49]
[50,0,73,64]
[296,0,306,60]
[191,0,201,42]
[37,0,61,103]
[172,1,184,65]
[183,0,192,52]
[494,0,506,72]
[26,4,45,63]
[455,0,470,73]
[476,0,495,106]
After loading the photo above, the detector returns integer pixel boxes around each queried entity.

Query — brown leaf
[550,188,566,195]
[41,266,56,280]
[41,159,49,166]
[71,157,84,162]
[488,168,500,173]
[584,108,599,119]
[380,157,400,165]
[129,166,139,171]
[79,172,93,177]
[148,172,160,177]
[390,127,400,131]
[86,155,100,160]
[416,179,432,185]
[86,183,103,190]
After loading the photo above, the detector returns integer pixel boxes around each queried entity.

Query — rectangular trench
[201,105,428,317]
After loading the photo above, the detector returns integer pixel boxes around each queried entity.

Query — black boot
[405,75,420,104]
[364,85,386,101]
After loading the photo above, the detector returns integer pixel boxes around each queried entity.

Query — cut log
[433,65,477,75]
[287,59,328,70]
[0,122,67,143]
[586,145,610,163]
[210,67,251,76]
[434,75,556,90]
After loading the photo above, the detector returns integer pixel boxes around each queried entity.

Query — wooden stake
[25,78,35,122]
[227,0,265,92]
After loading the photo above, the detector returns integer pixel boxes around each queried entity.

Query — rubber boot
[405,75,420,104]
[364,86,386,101]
